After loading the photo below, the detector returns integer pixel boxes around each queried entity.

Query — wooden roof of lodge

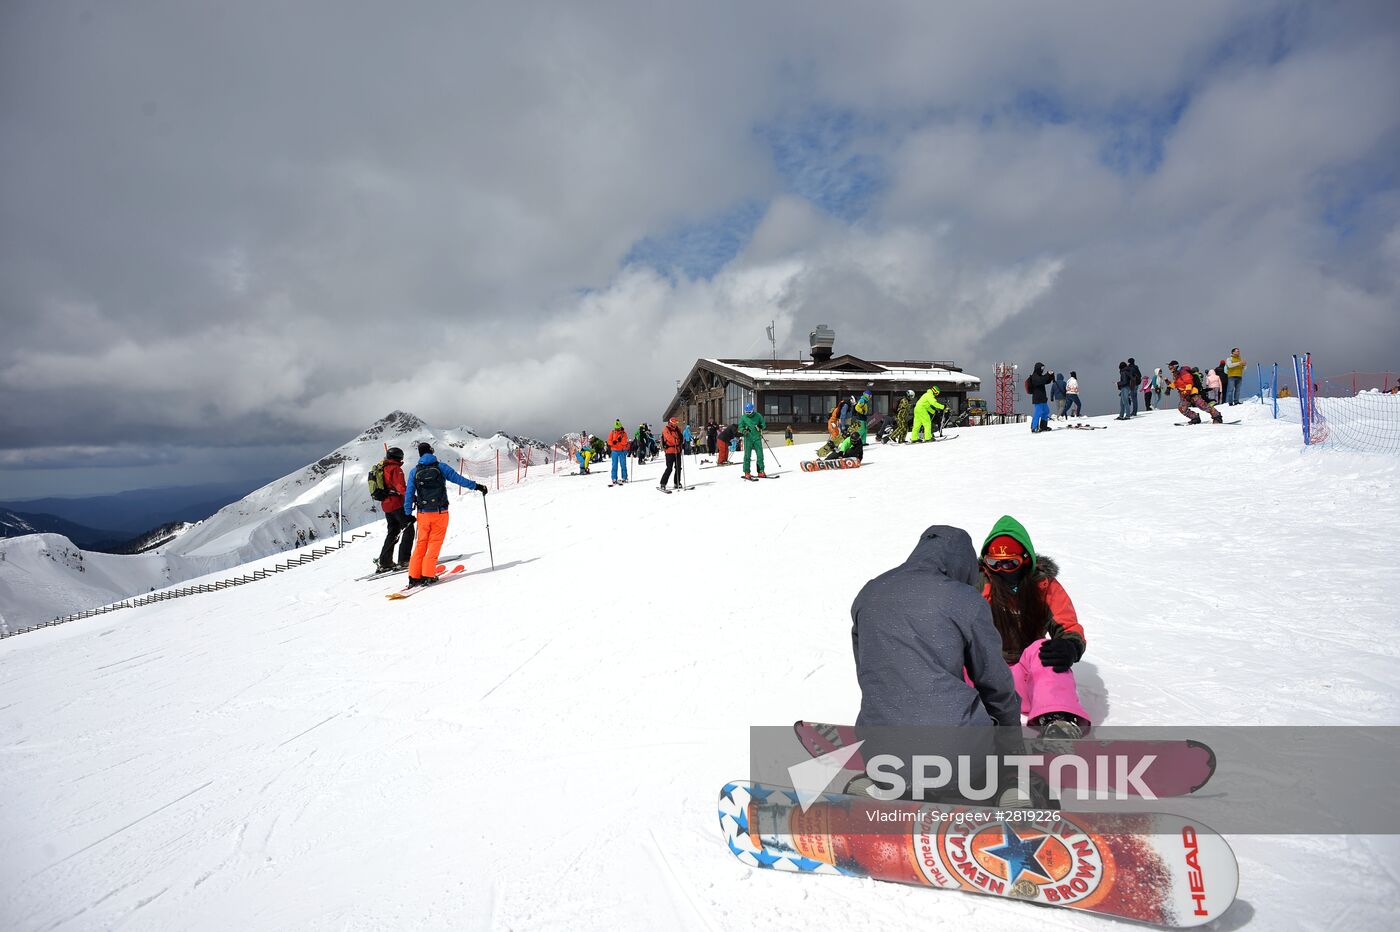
[705,357,980,387]
[663,355,981,420]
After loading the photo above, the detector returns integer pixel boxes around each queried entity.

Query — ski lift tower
[994,362,1018,421]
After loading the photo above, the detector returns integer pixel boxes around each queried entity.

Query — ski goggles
[982,556,1024,573]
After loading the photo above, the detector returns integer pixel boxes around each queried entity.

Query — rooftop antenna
[765,321,776,362]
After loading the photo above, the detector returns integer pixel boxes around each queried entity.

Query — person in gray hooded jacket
[852,525,1022,729]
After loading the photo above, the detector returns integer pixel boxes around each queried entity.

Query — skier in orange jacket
[606,420,630,485]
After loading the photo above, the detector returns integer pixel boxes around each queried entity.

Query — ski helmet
[386,446,404,461]
[905,389,915,399]
[744,402,755,413]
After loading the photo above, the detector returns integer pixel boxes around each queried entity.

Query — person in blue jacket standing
[403,442,485,587]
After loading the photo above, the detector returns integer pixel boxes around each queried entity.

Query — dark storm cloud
[2,1,1398,491]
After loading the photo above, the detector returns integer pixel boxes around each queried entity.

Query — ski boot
[1036,712,1085,741]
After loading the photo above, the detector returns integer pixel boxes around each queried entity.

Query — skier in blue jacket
[402,442,484,587]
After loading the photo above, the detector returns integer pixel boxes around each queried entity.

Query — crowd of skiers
[1024,347,1249,429]
[367,347,1252,587]
[562,387,965,494]
[566,407,772,488]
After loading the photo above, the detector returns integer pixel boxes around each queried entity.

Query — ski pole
[762,433,782,468]
[481,494,495,570]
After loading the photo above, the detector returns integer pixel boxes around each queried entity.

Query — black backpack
[413,462,449,512]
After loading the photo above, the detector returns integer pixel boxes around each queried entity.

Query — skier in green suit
[911,386,946,442]
[738,402,767,478]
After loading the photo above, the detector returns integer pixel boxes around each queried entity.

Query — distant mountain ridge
[0,508,128,550]
[0,479,278,536]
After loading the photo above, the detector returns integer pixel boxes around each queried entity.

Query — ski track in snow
[2,405,1399,930]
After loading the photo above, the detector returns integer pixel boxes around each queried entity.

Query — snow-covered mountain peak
[354,410,429,443]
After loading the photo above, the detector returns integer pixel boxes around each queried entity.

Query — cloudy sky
[3,1,1398,497]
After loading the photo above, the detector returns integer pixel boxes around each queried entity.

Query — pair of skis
[385,563,466,600]
[717,721,1237,928]
[354,565,406,582]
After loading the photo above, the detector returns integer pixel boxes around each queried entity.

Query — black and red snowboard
[794,720,1216,798]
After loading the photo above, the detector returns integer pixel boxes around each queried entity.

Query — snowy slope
[2,402,1398,931]
[0,412,553,630]
[0,534,175,635]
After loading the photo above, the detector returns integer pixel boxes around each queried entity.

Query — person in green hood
[738,402,767,478]
[978,515,1090,739]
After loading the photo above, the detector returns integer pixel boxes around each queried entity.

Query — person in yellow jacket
[911,386,946,442]
[1224,348,1246,406]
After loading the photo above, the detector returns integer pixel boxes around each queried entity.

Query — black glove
[477,486,488,496]
[1039,637,1080,673]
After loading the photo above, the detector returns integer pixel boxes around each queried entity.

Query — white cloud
[2,0,1397,481]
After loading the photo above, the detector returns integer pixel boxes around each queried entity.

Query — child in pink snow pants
[978,515,1091,737]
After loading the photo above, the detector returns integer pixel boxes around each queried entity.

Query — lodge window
[724,382,751,424]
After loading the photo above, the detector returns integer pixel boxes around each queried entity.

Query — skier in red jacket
[658,418,684,491]
[1170,360,1223,425]
[374,447,414,573]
